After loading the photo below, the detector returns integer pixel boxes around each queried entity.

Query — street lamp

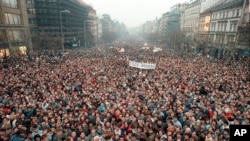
[60,10,70,53]
[84,20,93,48]
[84,21,86,48]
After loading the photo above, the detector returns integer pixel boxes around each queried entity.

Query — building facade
[96,16,102,42]
[158,12,169,35]
[236,0,250,55]
[166,8,181,34]
[0,0,32,58]
[198,0,249,59]
[181,0,201,39]
[209,0,243,48]
[26,0,93,50]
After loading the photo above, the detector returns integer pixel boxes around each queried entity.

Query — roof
[201,0,244,14]
[76,0,89,7]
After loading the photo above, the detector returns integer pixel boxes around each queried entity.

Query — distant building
[236,0,250,55]
[96,16,102,42]
[198,0,249,59]
[158,12,169,35]
[0,0,32,57]
[209,0,244,47]
[200,0,234,13]
[181,0,201,39]
[166,8,182,34]
[26,0,93,49]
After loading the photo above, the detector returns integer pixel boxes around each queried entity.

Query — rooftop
[201,0,244,14]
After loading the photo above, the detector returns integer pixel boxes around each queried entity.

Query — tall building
[166,7,182,34]
[209,0,244,46]
[0,0,32,57]
[181,0,201,39]
[158,12,169,35]
[26,0,93,50]
[236,0,250,54]
[96,16,102,43]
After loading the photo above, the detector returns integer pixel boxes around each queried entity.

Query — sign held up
[129,61,156,70]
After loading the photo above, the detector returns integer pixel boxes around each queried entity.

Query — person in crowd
[0,46,249,141]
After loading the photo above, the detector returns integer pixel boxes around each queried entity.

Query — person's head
[93,136,100,141]
[91,128,96,135]
[55,128,63,135]
[71,131,76,138]
[27,131,33,139]
[34,134,41,141]
[41,135,49,141]
[80,132,86,138]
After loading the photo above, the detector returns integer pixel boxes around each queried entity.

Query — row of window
[210,21,238,32]
[212,9,241,20]
[5,13,21,25]
[27,8,60,14]
[2,0,18,8]
[208,34,235,45]
[7,30,24,41]
[30,28,83,33]
[26,0,56,4]
[185,7,200,16]
[0,29,25,42]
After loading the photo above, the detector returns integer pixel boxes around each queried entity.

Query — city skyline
[83,0,187,28]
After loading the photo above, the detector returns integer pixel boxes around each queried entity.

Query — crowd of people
[0,45,249,141]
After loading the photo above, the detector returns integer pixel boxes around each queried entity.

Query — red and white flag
[116,47,125,53]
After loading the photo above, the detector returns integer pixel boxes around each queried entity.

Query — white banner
[129,61,156,69]
[153,47,163,53]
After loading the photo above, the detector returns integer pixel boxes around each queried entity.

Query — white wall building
[209,0,244,46]
[200,0,235,13]
[182,0,201,38]
[158,12,169,35]
[96,17,102,41]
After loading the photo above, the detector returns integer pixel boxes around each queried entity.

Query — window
[26,0,34,4]
[7,30,24,41]
[30,28,38,33]
[226,11,229,18]
[236,9,240,17]
[223,12,225,18]
[227,35,235,45]
[230,23,233,32]
[233,22,237,32]
[27,8,36,14]
[0,30,7,42]
[221,22,224,31]
[224,22,227,31]
[28,18,36,24]
[5,13,21,25]
[230,21,238,32]
[2,0,18,8]
[232,10,235,17]
[0,15,2,24]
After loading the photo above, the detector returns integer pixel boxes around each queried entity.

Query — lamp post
[84,21,86,48]
[60,10,70,53]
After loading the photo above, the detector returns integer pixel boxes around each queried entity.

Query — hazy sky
[83,0,187,28]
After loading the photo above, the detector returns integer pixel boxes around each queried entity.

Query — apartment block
[181,0,201,39]
[26,0,93,50]
[0,0,32,57]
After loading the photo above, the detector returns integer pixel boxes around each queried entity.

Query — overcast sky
[83,0,188,28]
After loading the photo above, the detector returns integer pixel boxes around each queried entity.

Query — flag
[116,47,125,53]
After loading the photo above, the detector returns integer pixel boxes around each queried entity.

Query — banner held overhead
[129,61,156,70]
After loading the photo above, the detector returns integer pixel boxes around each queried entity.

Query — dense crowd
[0,46,249,141]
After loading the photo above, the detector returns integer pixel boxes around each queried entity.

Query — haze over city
[83,0,187,27]
[0,0,250,141]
